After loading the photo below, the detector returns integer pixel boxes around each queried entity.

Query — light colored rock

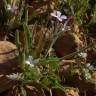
[0,41,17,63]
[0,41,20,75]
[0,41,21,93]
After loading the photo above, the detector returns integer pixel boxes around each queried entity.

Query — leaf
[48,57,59,68]
[23,65,41,83]
[23,23,32,57]
[39,57,60,69]
[40,77,51,91]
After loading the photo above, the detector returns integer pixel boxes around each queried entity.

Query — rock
[52,88,79,96]
[34,26,82,58]
[53,32,82,58]
[0,41,21,74]
[0,75,17,93]
[0,41,17,63]
[0,41,21,93]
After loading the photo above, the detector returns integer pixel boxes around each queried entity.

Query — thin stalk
[45,18,71,57]
[49,89,53,96]
[41,88,46,96]
[20,85,27,96]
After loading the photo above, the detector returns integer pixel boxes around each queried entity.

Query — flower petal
[13,5,18,10]
[7,4,11,10]
[50,11,57,18]
[57,17,63,22]
[60,15,67,20]
[28,56,34,64]
[56,11,61,17]
[25,60,30,65]
[25,60,34,67]
[66,26,71,31]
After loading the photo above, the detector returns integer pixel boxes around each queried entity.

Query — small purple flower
[7,4,18,14]
[50,10,67,22]
[25,56,39,67]
[7,4,11,10]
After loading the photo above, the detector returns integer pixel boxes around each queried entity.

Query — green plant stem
[45,18,71,57]
[41,88,46,96]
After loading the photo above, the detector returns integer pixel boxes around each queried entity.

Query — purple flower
[7,4,18,14]
[50,10,67,22]
[25,56,39,67]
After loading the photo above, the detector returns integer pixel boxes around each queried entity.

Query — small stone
[65,89,79,96]
[0,41,20,75]
[0,41,21,92]
[0,41,17,63]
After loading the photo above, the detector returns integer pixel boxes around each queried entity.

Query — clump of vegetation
[0,0,96,96]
